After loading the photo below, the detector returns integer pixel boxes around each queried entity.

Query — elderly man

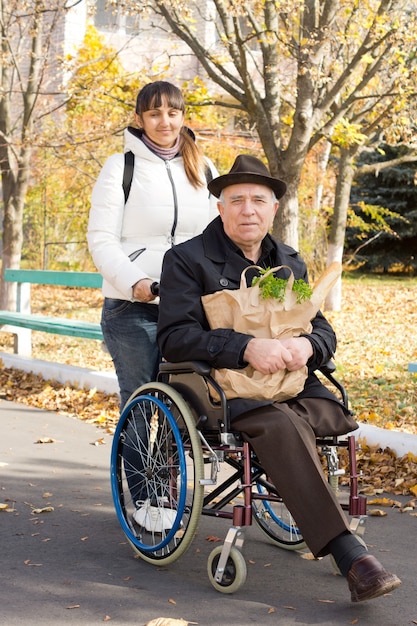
[157,154,401,602]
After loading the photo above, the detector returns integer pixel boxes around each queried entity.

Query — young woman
[88,82,218,523]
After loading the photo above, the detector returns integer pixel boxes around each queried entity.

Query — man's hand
[243,338,293,374]
[280,337,313,370]
[243,336,313,374]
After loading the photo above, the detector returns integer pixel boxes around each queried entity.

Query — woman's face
[135,96,184,148]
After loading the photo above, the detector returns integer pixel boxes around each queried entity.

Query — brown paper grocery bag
[201,262,341,401]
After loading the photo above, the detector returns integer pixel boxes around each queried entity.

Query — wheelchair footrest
[349,514,367,538]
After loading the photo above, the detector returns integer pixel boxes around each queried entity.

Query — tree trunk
[0,167,31,309]
[272,181,300,246]
[0,0,44,309]
[325,148,356,311]
[313,141,332,213]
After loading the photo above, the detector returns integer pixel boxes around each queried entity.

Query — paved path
[0,399,415,626]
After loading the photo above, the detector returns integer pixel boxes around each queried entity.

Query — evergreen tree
[347,145,417,273]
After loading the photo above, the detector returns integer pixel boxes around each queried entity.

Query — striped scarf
[140,132,181,160]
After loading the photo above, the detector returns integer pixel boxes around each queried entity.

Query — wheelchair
[110,360,367,593]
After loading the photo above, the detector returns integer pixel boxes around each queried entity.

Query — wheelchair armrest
[159,360,212,376]
[319,360,336,376]
[318,360,349,408]
[158,360,230,432]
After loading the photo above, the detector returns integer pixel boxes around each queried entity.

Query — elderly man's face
[218,183,279,255]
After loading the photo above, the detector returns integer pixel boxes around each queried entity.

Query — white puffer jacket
[87,128,218,301]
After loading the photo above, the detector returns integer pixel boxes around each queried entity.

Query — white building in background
[63,0,214,83]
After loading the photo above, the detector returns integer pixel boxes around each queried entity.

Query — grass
[324,273,417,435]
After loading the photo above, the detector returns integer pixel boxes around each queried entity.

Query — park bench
[0,269,103,357]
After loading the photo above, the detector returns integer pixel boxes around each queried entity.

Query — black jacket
[157,216,340,417]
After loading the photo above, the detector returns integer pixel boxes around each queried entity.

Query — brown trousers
[232,398,358,557]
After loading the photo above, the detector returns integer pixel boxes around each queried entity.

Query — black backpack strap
[123,151,134,203]
[204,162,213,185]
[123,152,211,202]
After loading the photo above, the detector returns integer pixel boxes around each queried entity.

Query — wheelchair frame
[110,361,367,593]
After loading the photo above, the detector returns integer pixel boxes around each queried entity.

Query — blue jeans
[101,298,160,410]
[102,298,160,504]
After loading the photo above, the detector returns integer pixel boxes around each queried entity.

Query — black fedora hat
[208,154,287,199]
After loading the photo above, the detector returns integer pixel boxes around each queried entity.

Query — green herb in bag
[252,268,313,303]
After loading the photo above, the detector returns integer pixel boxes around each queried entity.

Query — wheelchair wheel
[110,382,204,565]
[251,474,306,551]
[207,546,247,594]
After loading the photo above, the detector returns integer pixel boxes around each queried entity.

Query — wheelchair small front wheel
[207,546,247,594]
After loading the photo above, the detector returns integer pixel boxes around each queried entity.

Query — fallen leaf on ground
[91,437,106,446]
[144,619,191,626]
[31,506,54,514]
[367,497,402,507]
[337,442,417,497]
